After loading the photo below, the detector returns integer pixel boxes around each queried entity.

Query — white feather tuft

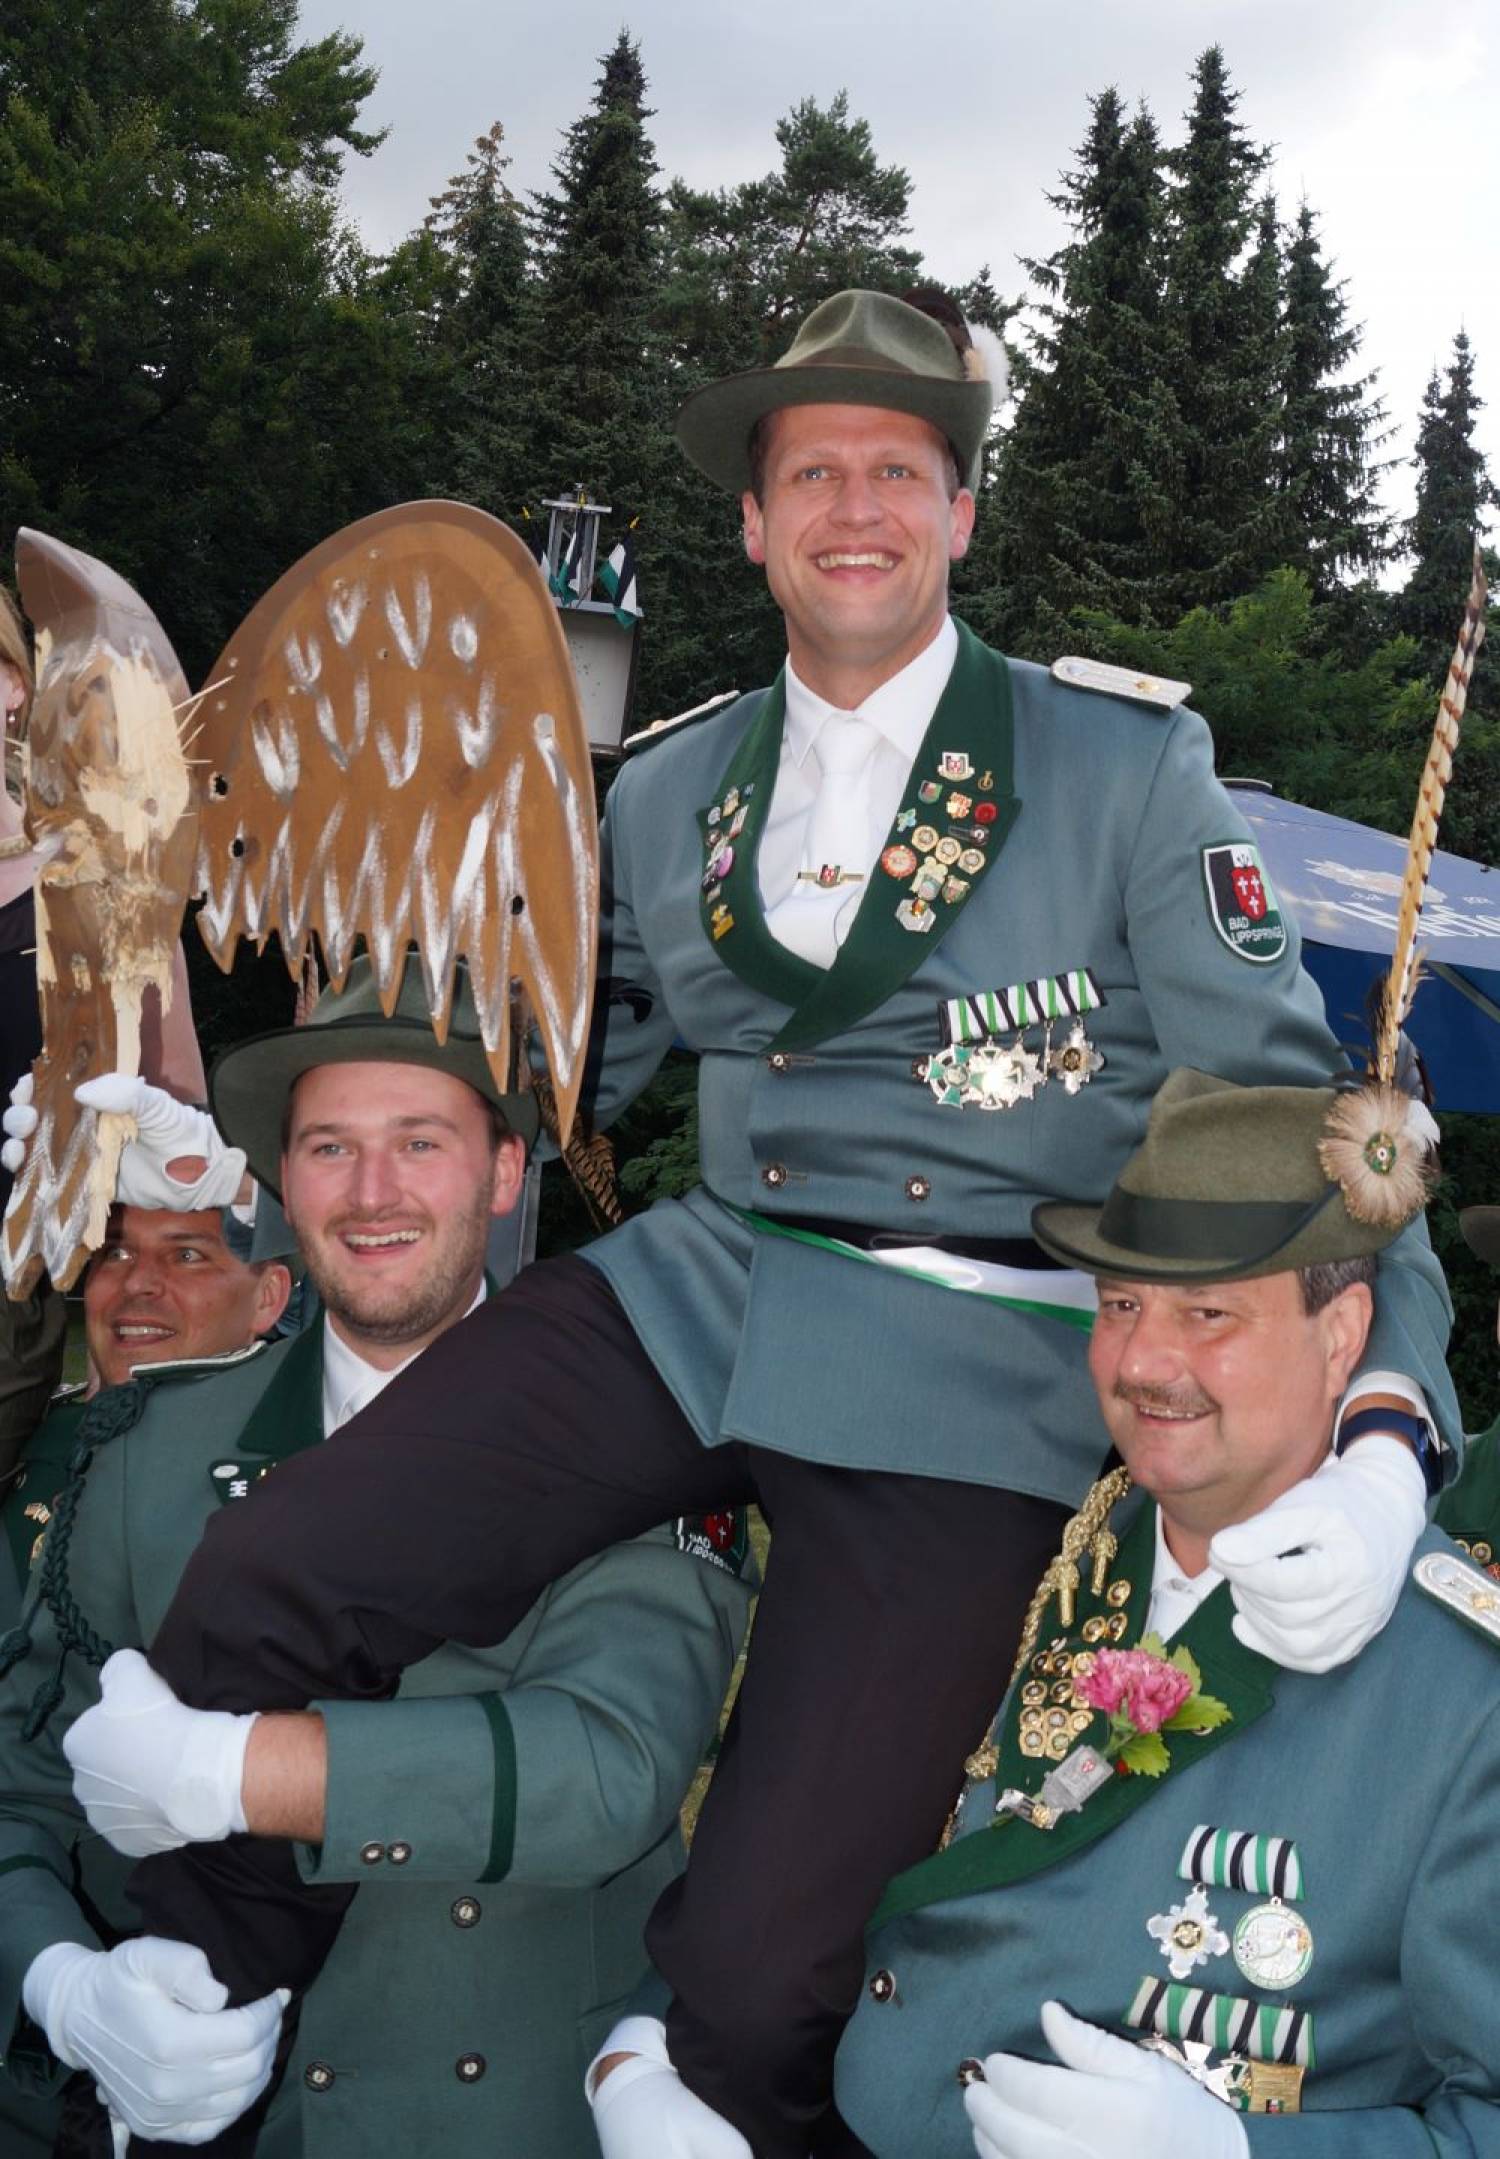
[963,323,1010,406]
[1317,1085,1439,1229]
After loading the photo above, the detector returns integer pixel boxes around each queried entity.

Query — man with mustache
[833,1071,1500,2157]
[0,956,751,2156]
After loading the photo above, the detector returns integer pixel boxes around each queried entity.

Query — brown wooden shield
[3,532,199,1295]
[191,502,598,1142]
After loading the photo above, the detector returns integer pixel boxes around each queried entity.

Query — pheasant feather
[1318,543,1487,1226]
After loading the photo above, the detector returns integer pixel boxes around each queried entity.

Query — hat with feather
[675,287,1005,494]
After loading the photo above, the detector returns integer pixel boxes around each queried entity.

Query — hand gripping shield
[190,501,597,1142]
[3,531,199,1295]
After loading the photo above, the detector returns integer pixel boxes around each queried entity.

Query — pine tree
[423,122,538,518]
[663,91,921,380]
[1397,331,1500,665]
[1393,331,1500,867]
[1278,201,1389,593]
[985,90,1169,652]
[529,33,666,494]
[1156,48,1285,604]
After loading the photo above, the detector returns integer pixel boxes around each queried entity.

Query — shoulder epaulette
[1051,656,1191,711]
[621,689,740,757]
[1413,1547,1500,1645]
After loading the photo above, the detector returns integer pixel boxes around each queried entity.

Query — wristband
[1336,1406,1443,1498]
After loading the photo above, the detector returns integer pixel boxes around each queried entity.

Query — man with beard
[0,955,751,2156]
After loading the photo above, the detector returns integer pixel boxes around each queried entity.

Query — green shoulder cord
[0,1379,146,1739]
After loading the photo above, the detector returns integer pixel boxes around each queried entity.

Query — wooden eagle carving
[3,531,199,1295]
[190,502,599,1143]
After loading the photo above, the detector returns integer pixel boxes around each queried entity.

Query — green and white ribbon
[727,1207,1097,1332]
[944,968,1103,1045]
[1179,1826,1304,1901]
[1125,1977,1316,2069]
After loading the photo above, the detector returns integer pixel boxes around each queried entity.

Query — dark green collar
[235,1323,326,1464]
[872,1507,1276,1926]
[696,623,1021,1047]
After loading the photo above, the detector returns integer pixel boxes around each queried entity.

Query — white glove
[22,1937,289,2147]
[1,1072,36,1174]
[64,1649,256,1856]
[1210,1433,1426,1673]
[75,1073,248,1211]
[965,2000,1249,2159]
[587,2016,752,2158]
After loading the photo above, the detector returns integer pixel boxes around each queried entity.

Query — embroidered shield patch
[1201,843,1287,964]
[675,1508,752,1579]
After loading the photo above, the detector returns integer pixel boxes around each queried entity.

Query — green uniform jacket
[583,626,1458,1506]
[1435,1414,1500,1563]
[0,1329,753,2158]
[2,1388,85,1622]
[834,1509,1500,2156]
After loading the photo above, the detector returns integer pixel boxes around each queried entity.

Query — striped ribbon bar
[1178,1825,1304,1901]
[1125,1977,1316,2070]
[943,969,1103,1045]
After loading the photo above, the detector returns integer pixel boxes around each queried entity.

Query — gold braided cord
[1007,1466,1134,1682]
[1376,542,1488,1084]
[940,1467,1133,1845]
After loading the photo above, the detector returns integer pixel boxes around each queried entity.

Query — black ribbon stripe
[1272,1838,1292,1900]
[1280,2009,1306,2066]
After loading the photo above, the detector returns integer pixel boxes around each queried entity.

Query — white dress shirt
[320,1279,486,1436]
[1144,1506,1224,1644]
[760,615,958,968]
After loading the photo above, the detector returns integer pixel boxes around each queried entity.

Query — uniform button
[957,2058,985,2086]
[868,1968,897,2004]
[761,1163,788,1189]
[767,1052,791,1073]
[359,1841,385,1866]
[451,1896,482,1928]
[388,1841,412,1865]
[304,2061,336,2093]
[905,1176,931,1202]
[455,2053,486,2082]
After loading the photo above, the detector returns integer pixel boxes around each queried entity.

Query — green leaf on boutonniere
[1117,1730,1171,1777]
[1165,1691,1232,1734]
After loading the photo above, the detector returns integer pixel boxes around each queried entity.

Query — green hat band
[1097,1188,1338,1264]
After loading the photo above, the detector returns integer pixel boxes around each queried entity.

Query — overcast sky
[300,0,1496,551]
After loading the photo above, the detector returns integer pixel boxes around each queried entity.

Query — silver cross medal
[1138,2036,1248,2106]
[995,1744,1114,1829]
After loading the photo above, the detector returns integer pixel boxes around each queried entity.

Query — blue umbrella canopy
[1230,782,1500,1112]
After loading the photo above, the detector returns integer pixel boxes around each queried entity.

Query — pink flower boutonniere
[1075,1634,1232,1777]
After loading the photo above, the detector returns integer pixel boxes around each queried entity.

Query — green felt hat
[210,953,539,1197]
[675,290,994,493]
[1032,1068,1403,1283]
[1461,1207,1500,1269]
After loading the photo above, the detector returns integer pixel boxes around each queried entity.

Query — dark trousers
[132,1256,1067,2158]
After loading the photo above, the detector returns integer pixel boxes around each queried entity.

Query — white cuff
[585,2014,669,2105]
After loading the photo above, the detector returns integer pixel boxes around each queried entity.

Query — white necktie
[776,710,878,968]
